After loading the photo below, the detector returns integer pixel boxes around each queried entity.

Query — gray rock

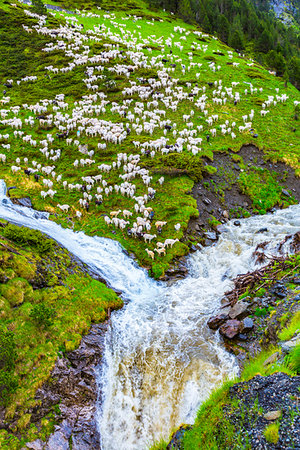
[282,189,291,197]
[234,220,241,226]
[26,439,45,450]
[229,301,249,319]
[45,431,69,450]
[223,210,229,219]
[280,333,300,353]
[204,231,217,241]
[243,317,254,333]
[216,224,227,233]
[263,410,281,421]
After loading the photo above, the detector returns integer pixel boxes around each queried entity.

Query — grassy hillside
[0,0,299,280]
[0,221,122,448]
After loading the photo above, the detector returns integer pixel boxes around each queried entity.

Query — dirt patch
[186,144,300,245]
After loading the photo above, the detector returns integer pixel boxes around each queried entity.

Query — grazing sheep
[145,248,154,260]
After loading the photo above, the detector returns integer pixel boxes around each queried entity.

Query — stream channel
[0,179,299,449]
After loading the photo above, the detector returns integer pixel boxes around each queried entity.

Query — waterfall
[0,179,299,449]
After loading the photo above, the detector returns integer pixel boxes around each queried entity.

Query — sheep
[174,223,181,232]
[155,221,167,229]
[164,238,179,248]
[110,209,121,217]
[123,209,132,219]
[145,248,154,260]
[154,247,166,256]
[143,233,157,243]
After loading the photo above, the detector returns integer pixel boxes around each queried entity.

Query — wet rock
[219,319,244,339]
[203,198,211,205]
[204,231,217,241]
[189,244,198,252]
[216,224,227,233]
[167,425,192,450]
[11,197,33,208]
[263,410,281,421]
[243,317,254,333]
[282,189,291,197]
[229,301,249,319]
[233,220,241,226]
[207,313,229,330]
[257,227,268,233]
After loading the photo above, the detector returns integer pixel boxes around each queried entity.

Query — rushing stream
[0,179,299,449]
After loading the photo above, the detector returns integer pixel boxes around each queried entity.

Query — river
[0,179,299,449]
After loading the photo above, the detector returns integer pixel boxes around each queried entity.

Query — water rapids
[0,179,299,449]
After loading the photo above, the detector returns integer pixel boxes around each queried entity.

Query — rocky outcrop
[27,323,109,449]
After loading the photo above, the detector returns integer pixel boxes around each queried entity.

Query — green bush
[30,303,56,328]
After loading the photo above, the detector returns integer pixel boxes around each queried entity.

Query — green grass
[0,223,122,447]
[0,0,299,278]
[279,310,300,341]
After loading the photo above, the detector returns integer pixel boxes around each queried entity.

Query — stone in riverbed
[229,301,249,319]
[207,313,228,330]
[204,231,217,241]
[11,197,33,208]
[219,319,244,339]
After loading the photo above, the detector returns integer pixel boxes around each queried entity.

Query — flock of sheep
[0,4,297,262]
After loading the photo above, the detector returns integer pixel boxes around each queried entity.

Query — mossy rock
[0,278,33,306]
[11,255,36,281]
[0,296,10,318]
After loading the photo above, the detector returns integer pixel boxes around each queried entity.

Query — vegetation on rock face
[0,222,122,448]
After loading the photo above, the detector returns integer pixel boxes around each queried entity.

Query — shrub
[30,303,56,328]
[285,345,300,374]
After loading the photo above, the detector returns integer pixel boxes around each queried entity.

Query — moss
[264,423,280,444]
[0,278,33,306]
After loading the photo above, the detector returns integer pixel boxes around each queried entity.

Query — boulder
[219,320,244,339]
[26,439,45,450]
[229,301,249,319]
[207,313,228,330]
[45,431,69,450]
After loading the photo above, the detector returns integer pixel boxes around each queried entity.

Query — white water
[0,179,299,449]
